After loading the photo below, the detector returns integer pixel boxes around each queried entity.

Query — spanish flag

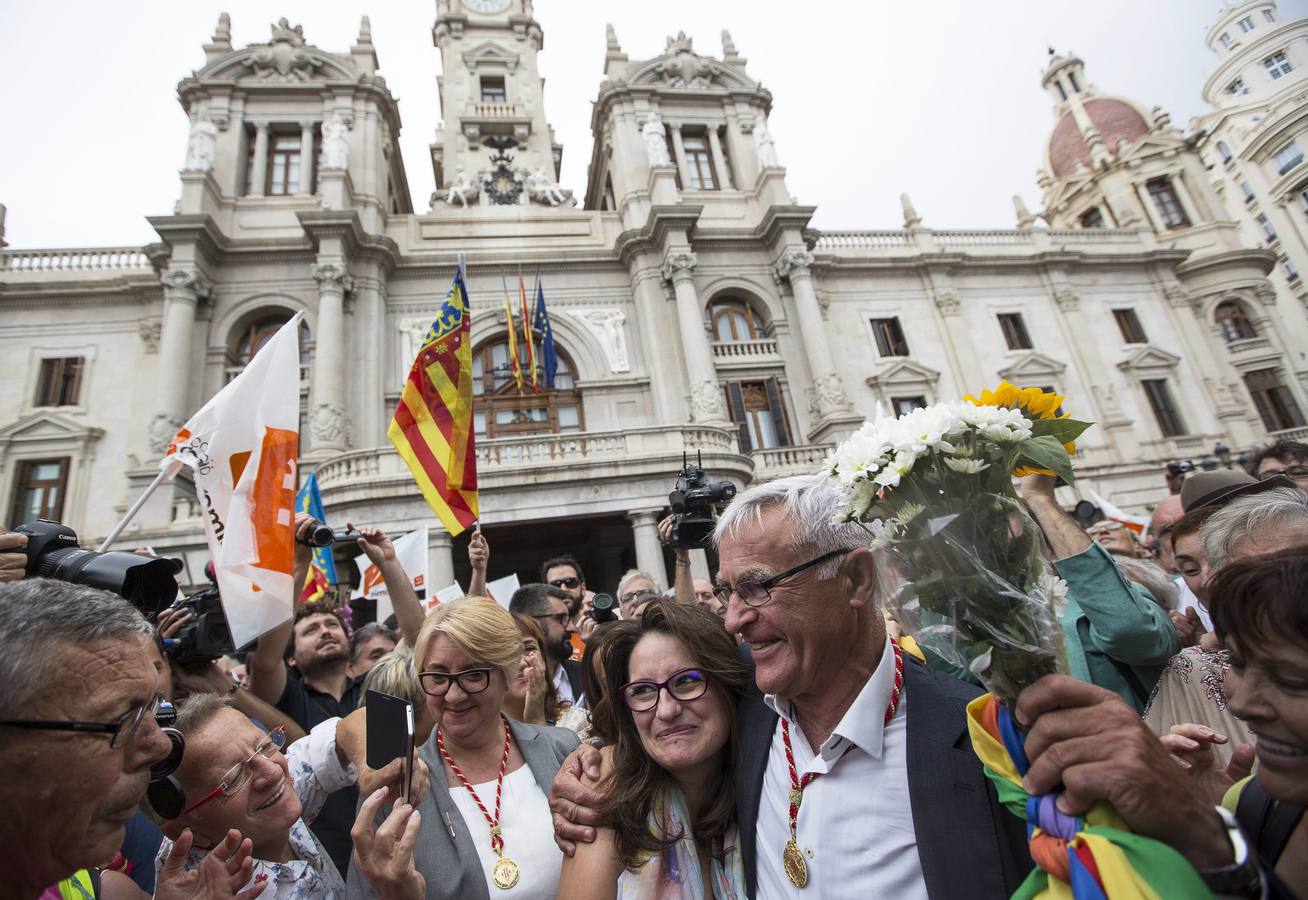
[388,257,479,536]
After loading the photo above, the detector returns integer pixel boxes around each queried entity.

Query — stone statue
[689,379,727,422]
[572,309,630,373]
[754,116,779,168]
[642,114,671,167]
[812,372,852,415]
[445,164,478,208]
[525,167,571,206]
[320,112,349,170]
[183,117,219,172]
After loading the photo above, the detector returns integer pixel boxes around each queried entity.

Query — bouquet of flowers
[823,383,1093,707]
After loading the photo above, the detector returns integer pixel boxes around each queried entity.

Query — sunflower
[965,381,1076,476]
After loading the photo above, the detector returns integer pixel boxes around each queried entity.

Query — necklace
[779,639,904,888]
[437,714,521,890]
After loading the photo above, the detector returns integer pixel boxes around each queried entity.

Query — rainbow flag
[388,257,479,536]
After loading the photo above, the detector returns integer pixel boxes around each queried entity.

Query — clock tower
[430,0,567,206]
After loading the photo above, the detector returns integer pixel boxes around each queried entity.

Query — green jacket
[1055,542,1180,712]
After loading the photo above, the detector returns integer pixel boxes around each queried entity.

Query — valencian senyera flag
[520,273,538,394]
[295,470,337,604]
[161,313,303,648]
[501,275,524,393]
[389,256,479,536]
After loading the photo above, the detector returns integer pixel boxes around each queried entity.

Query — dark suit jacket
[734,653,1032,899]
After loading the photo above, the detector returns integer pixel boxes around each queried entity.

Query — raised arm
[247,513,317,705]
[468,528,489,599]
[658,515,694,604]
[354,524,425,646]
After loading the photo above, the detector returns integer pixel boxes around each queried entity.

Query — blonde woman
[348,598,579,900]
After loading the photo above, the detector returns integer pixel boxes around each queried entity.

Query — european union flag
[295,470,338,585]
[533,277,558,390]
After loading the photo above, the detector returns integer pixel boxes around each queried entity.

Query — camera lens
[150,727,186,782]
[299,524,334,547]
[34,547,180,619]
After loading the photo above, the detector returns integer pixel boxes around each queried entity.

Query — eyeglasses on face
[183,726,287,815]
[418,667,493,696]
[1259,464,1308,480]
[0,692,165,750]
[713,548,850,608]
[619,589,660,608]
[548,577,581,589]
[532,611,570,627]
[620,668,710,712]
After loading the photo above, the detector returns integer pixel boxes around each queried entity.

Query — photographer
[655,514,696,606]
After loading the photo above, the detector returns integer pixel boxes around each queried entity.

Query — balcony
[1225,336,1273,355]
[1269,425,1308,442]
[0,246,151,271]
[461,101,532,141]
[711,338,782,367]
[751,445,834,482]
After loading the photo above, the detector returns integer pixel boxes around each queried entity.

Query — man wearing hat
[1179,468,1297,513]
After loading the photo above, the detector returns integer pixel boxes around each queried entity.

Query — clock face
[464,0,510,13]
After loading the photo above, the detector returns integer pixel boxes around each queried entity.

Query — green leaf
[1030,418,1094,445]
[1015,434,1076,485]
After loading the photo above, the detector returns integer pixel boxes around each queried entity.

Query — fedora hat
[1180,470,1297,512]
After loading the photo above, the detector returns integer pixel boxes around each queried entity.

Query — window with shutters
[470,337,581,438]
[705,299,765,342]
[724,380,790,453]
[997,313,1033,350]
[8,458,69,526]
[1245,368,1306,431]
[35,357,84,407]
[870,317,910,357]
[1113,308,1148,344]
[1141,379,1187,437]
[1215,301,1258,342]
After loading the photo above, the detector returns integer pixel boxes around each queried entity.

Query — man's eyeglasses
[419,667,493,696]
[620,668,710,711]
[619,589,660,608]
[548,577,581,589]
[532,611,570,627]
[1259,465,1308,481]
[713,548,850,608]
[183,726,287,815]
[0,692,165,750]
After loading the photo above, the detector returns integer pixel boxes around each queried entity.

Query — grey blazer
[346,718,580,900]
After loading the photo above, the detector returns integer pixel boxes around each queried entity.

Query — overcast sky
[3,0,1305,249]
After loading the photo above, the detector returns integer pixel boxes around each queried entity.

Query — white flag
[353,526,429,623]
[431,582,464,609]
[484,573,521,609]
[162,313,303,648]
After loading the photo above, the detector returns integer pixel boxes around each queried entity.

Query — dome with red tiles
[1047,98,1150,178]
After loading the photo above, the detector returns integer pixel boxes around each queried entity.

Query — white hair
[712,474,873,580]
[0,579,153,719]
[1201,487,1308,571]
[1115,558,1179,611]
[617,569,662,596]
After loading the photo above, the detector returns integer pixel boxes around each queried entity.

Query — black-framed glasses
[418,667,493,696]
[619,589,660,608]
[713,548,849,608]
[620,668,710,711]
[548,577,581,589]
[183,726,287,815]
[0,692,165,750]
[1259,465,1308,480]
[533,611,570,627]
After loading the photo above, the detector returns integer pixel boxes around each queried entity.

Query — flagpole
[97,461,183,551]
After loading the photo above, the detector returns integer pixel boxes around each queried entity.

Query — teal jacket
[1055,542,1180,712]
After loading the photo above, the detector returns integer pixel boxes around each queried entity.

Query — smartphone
[365,689,416,804]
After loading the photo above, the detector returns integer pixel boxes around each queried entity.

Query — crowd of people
[1,438,1306,900]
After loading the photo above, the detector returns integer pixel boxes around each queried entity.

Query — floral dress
[1144,647,1253,767]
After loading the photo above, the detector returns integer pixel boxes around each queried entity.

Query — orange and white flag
[352,525,430,621]
[162,314,303,648]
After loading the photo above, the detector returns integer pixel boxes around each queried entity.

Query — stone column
[149,269,211,454]
[774,248,853,422]
[662,251,727,422]
[630,263,685,423]
[298,121,316,195]
[249,123,270,197]
[628,509,668,589]
[428,529,455,592]
[668,123,690,188]
[706,127,732,190]
[310,262,353,455]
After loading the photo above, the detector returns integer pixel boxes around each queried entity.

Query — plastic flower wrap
[824,388,1092,707]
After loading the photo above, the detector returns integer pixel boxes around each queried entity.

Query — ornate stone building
[2,0,1306,594]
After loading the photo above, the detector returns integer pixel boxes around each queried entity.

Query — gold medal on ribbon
[783,838,808,888]
[493,856,521,890]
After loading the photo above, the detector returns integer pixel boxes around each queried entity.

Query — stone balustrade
[1270,425,1308,442]
[711,338,781,362]
[813,227,1144,256]
[1,247,150,271]
[814,231,912,249]
[934,230,1034,247]
[466,102,525,119]
[1225,336,1273,355]
[751,444,835,482]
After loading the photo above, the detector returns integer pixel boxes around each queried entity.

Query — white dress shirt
[756,634,928,900]
[551,661,581,707]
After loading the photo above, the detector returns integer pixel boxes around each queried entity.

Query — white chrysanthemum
[867,517,899,550]
[894,501,926,524]
[943,457,989,475]
[1038,571,1071,617]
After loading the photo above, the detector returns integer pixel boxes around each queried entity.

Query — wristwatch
[1196,805,1263,897]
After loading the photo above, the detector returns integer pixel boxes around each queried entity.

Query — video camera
[164,562,234,665]
[11,520,181,619]
[667,452,737,550]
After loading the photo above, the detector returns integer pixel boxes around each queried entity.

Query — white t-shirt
[448,763,561,899]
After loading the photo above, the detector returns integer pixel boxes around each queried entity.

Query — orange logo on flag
[249,428,299,576]
[361,563,385,595]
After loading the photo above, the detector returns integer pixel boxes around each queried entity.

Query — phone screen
[365,689,416,804]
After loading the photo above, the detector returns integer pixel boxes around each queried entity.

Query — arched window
[705,298,766,342]
[1215,301,1257,342]
[471,336,582,438]
[228,312,310,383]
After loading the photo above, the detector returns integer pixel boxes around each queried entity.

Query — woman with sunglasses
[557,602,751,900]
[348,597,579,900]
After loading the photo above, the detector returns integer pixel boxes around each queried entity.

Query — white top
[756,635,928,900]
[1174,576,1214,632]
[551,661,581,707]
[448,763,561,899]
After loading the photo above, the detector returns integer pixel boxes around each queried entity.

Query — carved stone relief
[689,378,727,422]
[566,308,630,374]
[311,401,348,446]
[148,413,185,455]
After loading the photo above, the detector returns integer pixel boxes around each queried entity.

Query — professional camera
[12,520,180,618]
[165,562,235,666]
[667,453,737,550]
[588,592,618,624]
[146,697,188,819]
